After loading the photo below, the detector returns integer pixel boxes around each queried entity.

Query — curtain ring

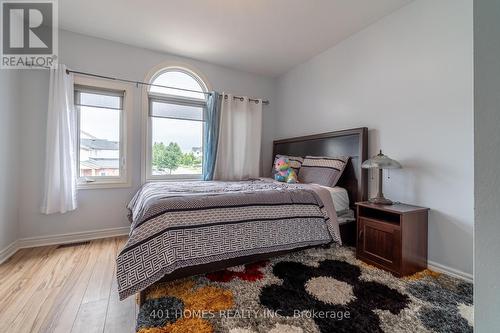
[239,97,244,101]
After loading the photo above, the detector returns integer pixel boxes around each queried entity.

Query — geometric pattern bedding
[116,178,340,300]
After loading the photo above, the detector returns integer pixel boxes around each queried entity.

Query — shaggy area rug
[136,245,473,333]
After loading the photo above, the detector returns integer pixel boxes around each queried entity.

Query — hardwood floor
[0,237,137,333]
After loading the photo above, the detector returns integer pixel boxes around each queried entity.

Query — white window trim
[74,75,132,190]
[141,63,211,183]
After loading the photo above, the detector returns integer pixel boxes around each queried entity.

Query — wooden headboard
[272,127,368,208]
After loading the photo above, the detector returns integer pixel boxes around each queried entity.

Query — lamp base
[368,196,394,205]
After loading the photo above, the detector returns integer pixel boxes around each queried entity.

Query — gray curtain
[202,92,221,180]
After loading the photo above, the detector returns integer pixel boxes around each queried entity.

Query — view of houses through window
[75,87,123,180]
[80,131,120,177]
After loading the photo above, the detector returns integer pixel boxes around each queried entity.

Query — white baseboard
[0,241,20,265]
[17,226,130,248]
[428,260,473,283]
[0,226,129,265]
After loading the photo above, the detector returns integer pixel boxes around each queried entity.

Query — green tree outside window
[152,142,183,174]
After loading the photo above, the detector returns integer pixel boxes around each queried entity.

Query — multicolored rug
[136,245,473,333]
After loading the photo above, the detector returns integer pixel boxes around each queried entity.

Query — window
[74,77,131,189]
[145,68,208,180]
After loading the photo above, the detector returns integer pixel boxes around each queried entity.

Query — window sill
[145,175,203,182]
[77,181,132,190]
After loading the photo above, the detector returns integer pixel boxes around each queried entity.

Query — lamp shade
[361,150,402,169]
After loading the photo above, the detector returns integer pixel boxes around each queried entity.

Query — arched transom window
[147,67,208,180]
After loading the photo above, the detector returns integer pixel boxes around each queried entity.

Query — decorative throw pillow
[299,156,349,187]
[271,155,304,178]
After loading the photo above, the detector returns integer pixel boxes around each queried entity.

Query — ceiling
[59,0,413,77]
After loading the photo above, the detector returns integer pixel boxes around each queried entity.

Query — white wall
[474,0,500,330]
[271,0,473,275]
[0,70,21,251]
[18,30,275,239]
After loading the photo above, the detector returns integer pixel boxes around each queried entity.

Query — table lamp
[361,150,402,205]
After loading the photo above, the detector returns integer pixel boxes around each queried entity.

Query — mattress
[318,185,350,213]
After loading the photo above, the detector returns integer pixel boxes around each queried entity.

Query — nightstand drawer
[357,217,401,272]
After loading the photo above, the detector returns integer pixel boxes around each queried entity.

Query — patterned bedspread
[116,178,340,300]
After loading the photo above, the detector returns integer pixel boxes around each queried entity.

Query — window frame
[74,75,132,190]
[143,66,209,182]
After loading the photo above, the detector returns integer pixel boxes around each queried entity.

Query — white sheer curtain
[41,64,78,214]
[214,94,263,180]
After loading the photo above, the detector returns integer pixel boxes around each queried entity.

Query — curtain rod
[66,69,270,105]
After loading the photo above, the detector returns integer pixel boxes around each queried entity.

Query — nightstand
[355,201,429,277]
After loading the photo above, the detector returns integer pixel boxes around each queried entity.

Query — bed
[116,127,368,302]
